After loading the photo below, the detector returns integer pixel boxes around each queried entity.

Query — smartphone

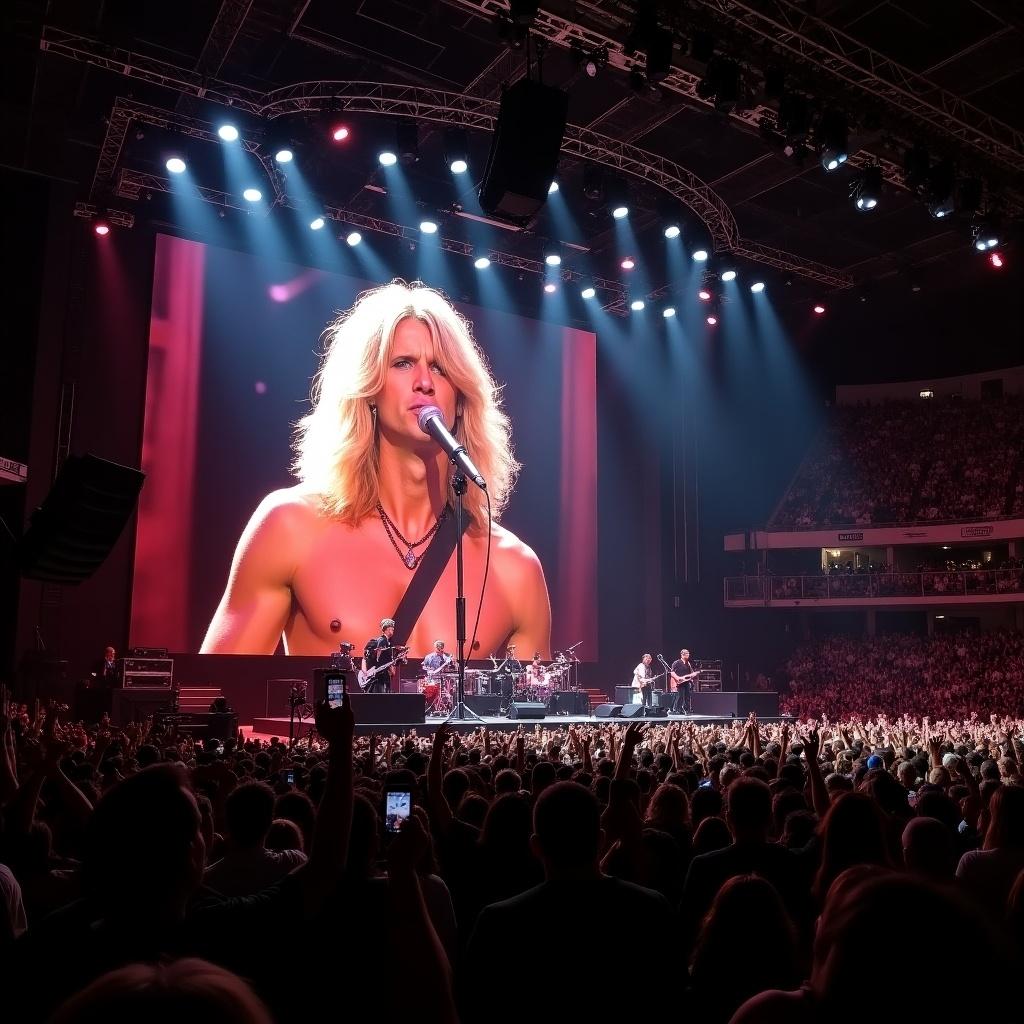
[698,778,713,789]
[284,769,295,786]
[384,789,412,834]
[323,669,348,709]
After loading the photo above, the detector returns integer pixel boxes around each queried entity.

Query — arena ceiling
[4,0,1023,314]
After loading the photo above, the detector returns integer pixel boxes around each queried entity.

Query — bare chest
[286,520,515,657]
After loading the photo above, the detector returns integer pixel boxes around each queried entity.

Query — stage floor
[251,712,784,738]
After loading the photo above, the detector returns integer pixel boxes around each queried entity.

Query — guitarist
[633,653,655,708]
[670,648,697,715]
[362,618,407,693]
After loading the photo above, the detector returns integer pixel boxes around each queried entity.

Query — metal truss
[42,30,851,287]
[72,201,134,228]
[39,25,263,112]
[698,0,1024,176]
[176,0,255,115]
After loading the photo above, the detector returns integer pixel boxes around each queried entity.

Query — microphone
[416,405,486,490]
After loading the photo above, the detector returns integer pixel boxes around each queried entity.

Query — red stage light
[620,257,635,270]
[706,315,717,326]
[332,125,350,142]
[698,289,712,301]
[94,222,110,236]
[990,252,1004,268]
[813,304,826,314]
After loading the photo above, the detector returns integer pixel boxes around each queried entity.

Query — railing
[725,569,1024,602]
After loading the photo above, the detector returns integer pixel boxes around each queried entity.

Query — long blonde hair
[293,280,518,526]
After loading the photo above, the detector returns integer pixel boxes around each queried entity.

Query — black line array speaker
[18,455,145,583]
[507,701,546,720]
[478,79,569,225]
[593,703,622,718]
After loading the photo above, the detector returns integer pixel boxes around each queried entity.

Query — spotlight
[583,165,604,201]
[419,219,439,234]
[378,150,398,166]
[813,304,826,314]
[274,148,294,164]
[620,257,636,270]
[990,252,1004,269]
[474,256,491,269]
[166,157,186,174]
[396,120,420,166]
[750,281,765,293]
[630,298,646,311]
[664,224,681,239]
[612,204,629,219]
[698,289,712,301]
[309,216,326,230]
[332,125,350,142]
[662,306,676,318]
[580,283,596,299]
[817,110,848,171]
[692,248,709,262]
[706,315,718,326]
[445,128,469,175]
[544,242,562,267]
[720,269,737,282]
[242,187,262,202]
[544,282,557,293]
[217,124,239,142]
[94,222,110,236]
[346,231,362,246]
[851,166,882,211]
[925,160,955,220]
[972,215,1001,251]
[548,181,559,194]
[585,59,598,78]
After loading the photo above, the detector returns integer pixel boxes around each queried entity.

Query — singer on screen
[201,280,551,657]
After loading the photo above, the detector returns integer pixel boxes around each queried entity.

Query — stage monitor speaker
[620,704,645,718]
[508,701,546,720]
[478,79,568,225]
[547,691,589,715]
[18,454,145,584]
[593,703,622,718]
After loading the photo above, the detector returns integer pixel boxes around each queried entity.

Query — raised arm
[200,492,308,654]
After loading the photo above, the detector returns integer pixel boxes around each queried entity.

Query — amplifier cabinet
[121,657,173,689]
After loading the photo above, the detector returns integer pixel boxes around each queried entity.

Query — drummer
[421,639,451,679]
[526,653,546,685]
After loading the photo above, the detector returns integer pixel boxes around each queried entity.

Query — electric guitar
[423,655,453,679]
[631,669,667,689]
[357,646,410,690]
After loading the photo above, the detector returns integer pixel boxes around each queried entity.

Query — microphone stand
[447,472,482,724]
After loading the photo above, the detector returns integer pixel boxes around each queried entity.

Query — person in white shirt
[632,653,654,707]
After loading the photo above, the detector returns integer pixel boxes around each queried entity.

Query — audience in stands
[2,672,1024,1023]
[771,396,1024,528]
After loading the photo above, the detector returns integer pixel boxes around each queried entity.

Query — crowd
[771,396,1024,528]
[783,630,1024,719]
[1,679,1023,1022]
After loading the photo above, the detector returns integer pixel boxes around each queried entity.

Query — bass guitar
[357,646,410,690]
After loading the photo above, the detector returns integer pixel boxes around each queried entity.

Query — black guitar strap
[390,507,469,648]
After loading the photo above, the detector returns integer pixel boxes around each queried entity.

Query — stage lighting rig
[396,120,419,166]
[583,165,604,202]
[696,57,741,113]
[816,110,848,172]
[925,160,956,220]
[445,128,469,174]
[972,213,1001,252]
[850,166,882,211]
[543,242,562,267]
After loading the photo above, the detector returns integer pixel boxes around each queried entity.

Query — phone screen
[284,769,295,785]
[384,790,412,833]
[326,671,347,709]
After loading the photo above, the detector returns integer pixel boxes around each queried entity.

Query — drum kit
[415,643,583,716]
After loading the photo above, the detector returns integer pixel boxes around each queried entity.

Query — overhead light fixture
[544,243,562,267]
[698,289,712,301]
[813,304,826,314]
[612,204,629,219]
[662,305,676,318]
[217,124,239,142]
[445,127,469,174]
[274,148,294,164]
[630,298,646,311]
[720,269,737,282]
[548,180,559,194]
[583,165,604,201]
[419,219,439,234]
[332,125,350,142]
[664,224,680,239]
[620,256,636,270]
[309,216,326,230]
[972,214,1001,251]
[580,282,596,299]
[94,222,110,236]
[990,252,1004,268]
[750,281,765,293]
[345,231,362,246]
[242,187,262,202]
[817,110,848,172]
[850,166,882,211]
[474,256,491,269]
[378,150,398,166]
[166,156,186,174]
[925,159,955,220]
[543,282,557,293]
[450,158,468,174]
[706,315,718,326]
[692,248,709,262]
[397,120,420,166]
